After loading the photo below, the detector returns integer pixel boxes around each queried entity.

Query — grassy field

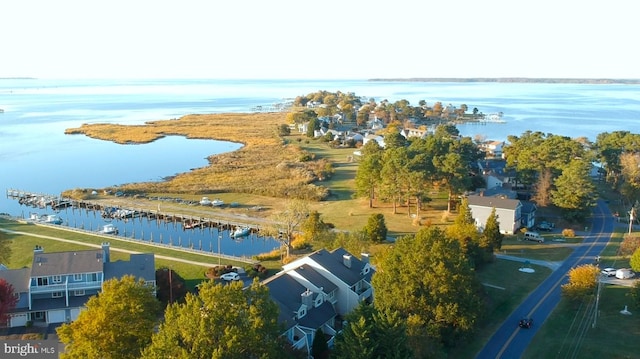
[522,228,639,358]
[449,260,553,358]
[0,219,268,290]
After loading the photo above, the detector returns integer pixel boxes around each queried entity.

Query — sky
[2,0,639,80]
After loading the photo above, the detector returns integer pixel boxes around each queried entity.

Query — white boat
[199,197,212,206]
[40,214,63,225]
[231,226,250,238]
[100,224,119,235]
[211,198,224,207]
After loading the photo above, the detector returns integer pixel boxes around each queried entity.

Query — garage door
[70,308,82,321]
[47,310,66,324]
[10,313,28,327]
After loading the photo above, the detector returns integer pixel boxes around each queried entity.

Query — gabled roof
[0,267,30,293]
[31,249,104,277]
[308,248,370,286]
[467,195,521,210]
[297,301,336,329]
[104,253,155,282]
[291,266,338,294]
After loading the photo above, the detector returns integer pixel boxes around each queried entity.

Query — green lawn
[522,228,639,358]
[449,260,553,358]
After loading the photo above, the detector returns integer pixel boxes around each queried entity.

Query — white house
[467,194,523,234]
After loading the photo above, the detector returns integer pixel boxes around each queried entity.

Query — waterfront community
[2,80,640,358]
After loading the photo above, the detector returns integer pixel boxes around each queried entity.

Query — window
[90,273,98,282]
[52,275,62,283]
[73,290,85,296]
[52,292,63,298]
[13,292,20,300]
[297,307,307,319]
[37,277,49,286]
[74,274,83,281]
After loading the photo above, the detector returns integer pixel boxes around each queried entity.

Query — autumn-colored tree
[57,275,161,359]
[300,210,329,242]
[561,264,600,304]
[271,199,309,258]
[0,278,18,326]
[532,168,553,206]
[619,234,640,256]
[630,247,640,273]
[142,279,286,359]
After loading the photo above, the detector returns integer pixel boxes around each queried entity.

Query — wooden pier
[6,189,265,236]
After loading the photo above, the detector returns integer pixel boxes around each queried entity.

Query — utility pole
[629,207,636,235]
[592,276,602,328]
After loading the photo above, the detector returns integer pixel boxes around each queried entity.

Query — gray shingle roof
[0,267,30,293]
[467,194,521,210]
[31,249,104,277]
[291,265,338,294]
[308,248,368,286]
[104,253,155,282]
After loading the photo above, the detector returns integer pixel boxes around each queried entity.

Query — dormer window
[297,307,307,319]
[314,294,323,307]
[52,275,62,283]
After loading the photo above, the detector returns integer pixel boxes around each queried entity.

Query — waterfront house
[0,243,155,328]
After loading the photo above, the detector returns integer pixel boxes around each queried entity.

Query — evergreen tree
[372,228,484,356]
[363,213,388,243]
[483,207,504,252]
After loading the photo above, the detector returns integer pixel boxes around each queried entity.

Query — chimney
[101,242,110,263]
[301,289,313,308]
[361,253,370,264]
[33,245,44,254]
[343,254,352,268]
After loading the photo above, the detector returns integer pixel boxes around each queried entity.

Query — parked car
[220,272,240,281]
[519,318,533,329]
[536,222,554,231]
[601,267,617,277]
[523,231,544,243]
[615,268,635,279]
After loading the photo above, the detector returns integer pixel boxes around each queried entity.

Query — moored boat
[231,226,250,239]
[99,223,119,235]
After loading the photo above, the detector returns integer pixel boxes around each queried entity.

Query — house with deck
[0,243,155,328]
[264,248,374,356]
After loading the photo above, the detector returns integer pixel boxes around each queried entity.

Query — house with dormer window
[0,242,155,328]
[264,247,374,356]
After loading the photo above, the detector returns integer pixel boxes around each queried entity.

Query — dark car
[519,318,533,329]
[536,222,554,231]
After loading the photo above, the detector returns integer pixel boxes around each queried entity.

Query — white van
[523,231,544,243]
[615,268,635,279]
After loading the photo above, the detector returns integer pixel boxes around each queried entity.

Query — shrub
[562,228,576,237]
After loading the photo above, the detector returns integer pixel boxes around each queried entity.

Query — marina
[5,189,281,260]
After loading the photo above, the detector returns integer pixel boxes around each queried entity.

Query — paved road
[475,200,614,359]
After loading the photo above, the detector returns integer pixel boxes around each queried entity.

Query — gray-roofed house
[467,194,523,234]
[0,242,156,328]
[264,247,374,356]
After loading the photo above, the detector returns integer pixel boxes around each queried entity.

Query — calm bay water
[1,78,639,256]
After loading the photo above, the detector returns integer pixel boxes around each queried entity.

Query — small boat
[199,197,212,206]
[99,224,119,235]
[231,226,250,239]
[211,198,224,207]
[40,214,63,225]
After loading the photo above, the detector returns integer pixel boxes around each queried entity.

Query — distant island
[369,78,640,84]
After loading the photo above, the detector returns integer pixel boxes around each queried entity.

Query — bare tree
[270,199,309,258]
